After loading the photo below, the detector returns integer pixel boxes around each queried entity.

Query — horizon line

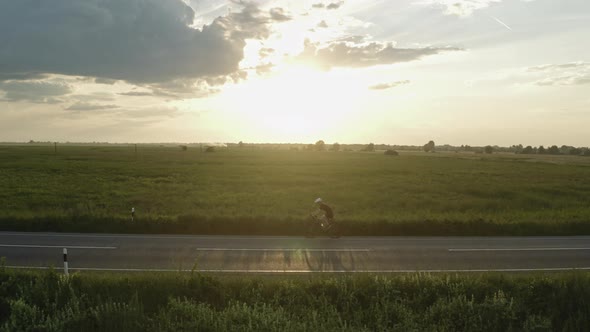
[1,141,588,149]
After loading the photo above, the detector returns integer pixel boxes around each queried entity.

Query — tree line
[229,141,590,156]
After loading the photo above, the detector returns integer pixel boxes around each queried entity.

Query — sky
[0,0,588,146]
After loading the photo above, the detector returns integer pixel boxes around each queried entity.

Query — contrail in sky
[490,16,512,30]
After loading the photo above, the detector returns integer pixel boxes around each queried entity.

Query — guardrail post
[63,248,69,276]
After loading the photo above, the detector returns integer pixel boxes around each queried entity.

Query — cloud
[94,78,118,85]
[255,63,274,75]
[148,79,222,98]
[296,39,462,70]
[71,92,117,102]
[66,102,119,111]
[0,72,48,81]
[527,62,588,72]
[0,80,72,103]
[326,2,344,10]
[125,106,180,119]
[118,91,156,97]
[312,2,344,10]
[317,20,329,28]
[420,0,533,17]
[0,0,284,85]
[526,62,590,86]
[259,48,275,58]
[269,8,292,22]
[369,80,411,90]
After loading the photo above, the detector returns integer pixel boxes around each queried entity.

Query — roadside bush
[1,269,590,331]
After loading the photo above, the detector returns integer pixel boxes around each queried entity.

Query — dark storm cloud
[0,80,72,103]
[297,39,462,70]
[0,72,48,81]
[0,0,282,85]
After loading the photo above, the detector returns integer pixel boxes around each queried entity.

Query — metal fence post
[63,248,69,276]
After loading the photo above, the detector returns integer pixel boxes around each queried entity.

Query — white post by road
[63,248,69,276]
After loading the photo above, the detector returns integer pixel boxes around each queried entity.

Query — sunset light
[0,0,588,145]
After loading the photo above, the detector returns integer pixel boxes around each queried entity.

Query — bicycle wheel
[329,222,341,238]
[305,219,317,238]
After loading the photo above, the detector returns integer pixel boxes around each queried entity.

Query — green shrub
[2,270,590,331]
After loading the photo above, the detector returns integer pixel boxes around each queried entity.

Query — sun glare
[219,66,363,142]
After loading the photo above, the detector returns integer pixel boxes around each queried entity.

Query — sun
[219,65,363,142]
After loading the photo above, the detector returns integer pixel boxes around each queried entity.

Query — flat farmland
[1,144,589,235]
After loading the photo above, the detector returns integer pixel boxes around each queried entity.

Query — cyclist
[314,197,334,226]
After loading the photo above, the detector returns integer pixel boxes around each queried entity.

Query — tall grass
[1,266,589,331]
[1,144,590,235]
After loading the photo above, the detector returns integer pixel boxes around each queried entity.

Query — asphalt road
[1,232,590,273]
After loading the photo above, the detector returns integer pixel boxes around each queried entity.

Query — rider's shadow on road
[300,238,368,272]
[213,250,362,271]
[302,250,365,272]
[205,238,368,272]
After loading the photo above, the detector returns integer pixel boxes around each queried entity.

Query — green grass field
[1,144,590,235]
[1,267,589,331]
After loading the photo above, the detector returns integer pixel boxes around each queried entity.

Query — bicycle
[305,210,341,238]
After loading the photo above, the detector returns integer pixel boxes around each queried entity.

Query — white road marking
[0,244,117,249]
[195,248,371,252]
[449,248,590,252]
[5,266,590,273]
[2,231,590,242]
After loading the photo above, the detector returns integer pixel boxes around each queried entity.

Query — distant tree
[363,143,375,152]
[205,146,215,152]
[315,140,326,151]
[306,144,314,151]
[384,149,399,156]
[484,145,493,154]
[511,144,523,153]
[560,145,573,154]
[583,149,590,157]
[522,146,534,154]
[331,142,341,152]
[423,140,435,153]
[547,145,560,155]
[538,146,546,154]
[569,148,581,155]
[238,141,244,148]
[28,140,35,144]
[179,145,188,151]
